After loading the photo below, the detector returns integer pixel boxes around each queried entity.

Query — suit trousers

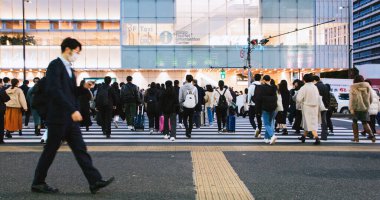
[320,111,328,139]
[33,121,102,185]
[98,106,113,136]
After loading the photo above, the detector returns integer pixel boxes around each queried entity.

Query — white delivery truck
[321,78,353,114]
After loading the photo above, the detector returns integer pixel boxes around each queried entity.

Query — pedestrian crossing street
[4,118,377,144]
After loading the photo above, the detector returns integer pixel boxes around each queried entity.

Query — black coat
[280,89,290,111]
[159,88,179,114]
[0,87,10,113]
[144,88,159,114]
[254,84,277,112]
[195,85,205,111]
[315,81,330,108]
[45,58,79,125]
[78,86,92,127]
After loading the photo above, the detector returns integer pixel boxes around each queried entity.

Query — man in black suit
[20,80,31,127]
[31,38,114,194]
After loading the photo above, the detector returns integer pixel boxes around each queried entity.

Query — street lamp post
[339,2,352,78]
[22,0,31,81]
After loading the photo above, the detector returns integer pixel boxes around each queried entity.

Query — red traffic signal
[250,39,258,46]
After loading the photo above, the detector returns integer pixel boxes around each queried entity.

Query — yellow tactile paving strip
[192,151,254,200]
[0,145,380,152]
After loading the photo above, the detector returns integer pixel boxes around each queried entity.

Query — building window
[29,21,50,30]
[100,21,120,30]
[77,21,97,30]
[5,21,23,29]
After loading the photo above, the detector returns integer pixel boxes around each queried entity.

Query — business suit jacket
[45,58,79,125]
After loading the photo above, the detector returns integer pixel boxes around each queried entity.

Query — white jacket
[212,88,233,107]
[368,88,380,115]
[247,81,261,106]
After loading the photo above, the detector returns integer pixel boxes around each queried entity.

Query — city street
[0,116,379,200]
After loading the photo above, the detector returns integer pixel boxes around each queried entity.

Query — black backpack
[31,77,48,118]
[217,89,228,109]
[145,89,157,105]
[96,84,110,107]
[122,84,136,103]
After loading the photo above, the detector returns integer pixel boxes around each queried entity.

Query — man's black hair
[104,76,112,85]
[186,75,193,83]
[61,37,82,53]
[3,77,10,83]
[126,76,133,82]
[303,73,314,83]
[254,74,262,81]
[263,75,271,82]
[218,80,224,88]
[313,75,320,82]
[174,80,179,86]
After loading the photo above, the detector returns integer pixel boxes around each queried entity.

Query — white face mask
[68,52,79,62]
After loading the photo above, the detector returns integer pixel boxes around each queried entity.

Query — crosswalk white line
[3,118,377,144]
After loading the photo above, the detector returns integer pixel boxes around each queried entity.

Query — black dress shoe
[31,184,59,194]
[90,177,115,194]
[314,138,321,145]
[298,135,306,143]
[5,131,12,139]
[0,140,5,144]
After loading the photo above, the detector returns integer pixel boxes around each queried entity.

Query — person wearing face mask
[31,38,114,194]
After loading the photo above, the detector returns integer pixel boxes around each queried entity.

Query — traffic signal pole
[247,19,251,87]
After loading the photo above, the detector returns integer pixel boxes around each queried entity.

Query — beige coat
[349,82,372,112]
[296,82,320,131]
[5,87,28,110]
[204,91,214,108]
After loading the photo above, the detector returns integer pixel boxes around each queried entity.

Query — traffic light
[260,39,269,45]
[220,69,226,79]
[250,39,258,46]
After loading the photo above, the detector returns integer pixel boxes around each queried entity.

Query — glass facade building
[353,0,380,65]
[121,0,351,69]
[0,0,352,87]
[0,0,121,71]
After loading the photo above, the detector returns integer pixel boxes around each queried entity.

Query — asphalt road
[225,151,380,200]
[0,152,195,200]
[1,150,379,200]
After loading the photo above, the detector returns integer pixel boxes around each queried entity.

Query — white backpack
[183,88,197,108]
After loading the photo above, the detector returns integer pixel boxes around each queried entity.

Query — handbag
[319,96,327,111]
[275,94,284,112]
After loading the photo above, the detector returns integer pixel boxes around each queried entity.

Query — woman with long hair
[4,79,28,138]
[159,80,179,141]
[78,80,93,131]
[276,80,290,135]
[292,80,304,134]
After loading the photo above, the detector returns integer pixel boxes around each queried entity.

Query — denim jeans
[262,111,275,139]
[206,107,213,125]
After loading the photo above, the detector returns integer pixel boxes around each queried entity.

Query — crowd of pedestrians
[2,70,379,146]
[1,43,380,147]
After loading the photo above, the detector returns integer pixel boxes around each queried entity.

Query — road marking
[1,145,380,152]
[192,151,254,200]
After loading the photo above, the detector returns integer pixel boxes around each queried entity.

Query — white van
[336,93,350,114]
